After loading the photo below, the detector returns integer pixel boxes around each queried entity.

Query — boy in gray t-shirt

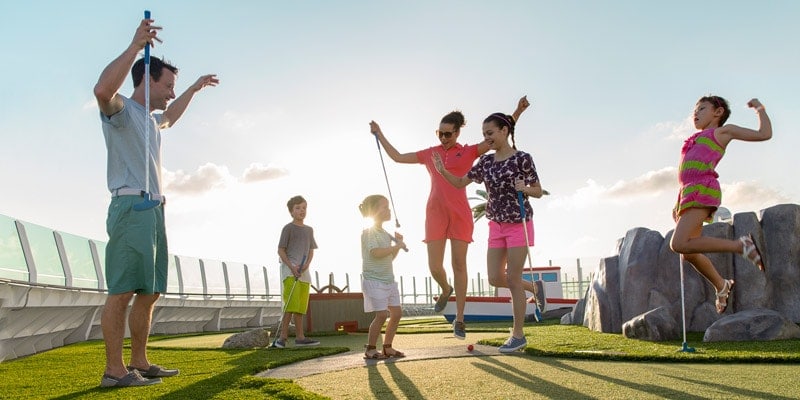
[272,195,320,348]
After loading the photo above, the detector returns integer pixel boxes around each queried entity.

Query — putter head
[132,192,160,211]
[678,343,696,353]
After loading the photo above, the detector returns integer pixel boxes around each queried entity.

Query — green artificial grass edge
[1,318,798,399]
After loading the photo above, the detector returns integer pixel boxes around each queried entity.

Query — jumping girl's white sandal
[715,279,734,314]
[740,233,765,272]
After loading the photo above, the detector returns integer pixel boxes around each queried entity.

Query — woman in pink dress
[369,96,531,340]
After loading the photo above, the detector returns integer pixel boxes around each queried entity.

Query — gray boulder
[569,203,800,342]
[760,205,800,320]
[622,306,680,341]
[222,328,271,349]
[583,256,622,333]
[618,227,664,323]
[704,309,800,342]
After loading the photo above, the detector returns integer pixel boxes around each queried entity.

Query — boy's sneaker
[295,337,320,347]
[434,286,454,313]
[498,336,527,353]
[453,320,466,340]
[271,338,286,348]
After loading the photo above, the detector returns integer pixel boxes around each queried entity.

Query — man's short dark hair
[131,56,178,87]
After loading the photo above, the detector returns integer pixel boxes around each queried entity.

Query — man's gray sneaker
[271,338,286,348]
[100,370,162,387]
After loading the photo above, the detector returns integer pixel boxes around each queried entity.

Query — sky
[1,1,798,291]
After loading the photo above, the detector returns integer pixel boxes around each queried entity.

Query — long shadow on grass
[154,349,267,399]
[367,362,398,400]
[472,355,591,399]
[661,374,795,399]
[537,358,707,399]
[385,362,425,399]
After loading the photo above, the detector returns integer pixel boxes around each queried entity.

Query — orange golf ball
[467,344,474,351]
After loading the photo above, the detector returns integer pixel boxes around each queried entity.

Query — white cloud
[547,179,606,210]
[605,167,676,198]
[647,118,694,141]
[722,181,792,213]
[241,163,290,183]
[550,167,677,210]
[163,163,231,194]
[82,99,98,111]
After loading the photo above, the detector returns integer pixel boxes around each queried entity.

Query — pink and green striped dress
[675,128,725,221]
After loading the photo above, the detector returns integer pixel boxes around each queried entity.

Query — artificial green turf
[0,337,345,400]
[1,318,797,399]
[490,319,800,363]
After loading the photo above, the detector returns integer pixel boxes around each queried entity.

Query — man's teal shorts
[105,195,168,295]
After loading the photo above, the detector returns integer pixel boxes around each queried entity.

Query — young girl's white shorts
[362,278,401,312]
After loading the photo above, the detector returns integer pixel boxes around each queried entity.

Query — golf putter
[517,190,542,322]
[678,253,696,353]
[373,133,401,228]
[133,9,161,212]
[271,254,308,348]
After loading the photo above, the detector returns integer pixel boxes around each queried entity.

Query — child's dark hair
[484,112,517,149]
[359,194,386,219]
[131,56,179,88]
[441,111,466,131]
[287,195,306,212]
[699,95,731,126]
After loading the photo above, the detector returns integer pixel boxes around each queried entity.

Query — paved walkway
[257,343,498,379]
[256,331,510,379]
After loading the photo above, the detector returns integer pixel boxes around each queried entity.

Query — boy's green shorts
[282,277,310,314]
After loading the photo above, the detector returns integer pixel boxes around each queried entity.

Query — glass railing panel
[225,262,248,296]
[0,214,28,281]
[167,255,180,294]
[58,232,99,289]
[91,240,107,286]
[247,265,268,297]
[177,256,204,296]
[20,221,64,286]
[202,259,226,296]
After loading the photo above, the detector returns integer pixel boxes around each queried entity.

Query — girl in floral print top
[670,95,771,314]
[433,112,543,353]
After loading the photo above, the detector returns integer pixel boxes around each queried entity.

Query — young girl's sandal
[364,345,386,360]
[740,234,765,271]
[715,279,734,314]
[382,344,405,358]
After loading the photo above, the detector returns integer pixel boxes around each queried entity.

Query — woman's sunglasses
[436,130,456,139]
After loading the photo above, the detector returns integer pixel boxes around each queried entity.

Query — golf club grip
[144,10,151,62]
[517,191,526,219]
[390,234,408,252]
[294,254,308,281]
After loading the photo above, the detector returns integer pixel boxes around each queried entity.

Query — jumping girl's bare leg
[487,248,524,337]
[486,250,537,296]
[672,208,743,256]
[672,207,740,312]
[505,247,528,338]
[450,239,469,322]
[486,248,507,289]
[427,239,450,292]
[683,252,725,291]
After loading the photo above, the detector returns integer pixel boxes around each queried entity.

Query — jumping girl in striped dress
[670,95,772,314]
